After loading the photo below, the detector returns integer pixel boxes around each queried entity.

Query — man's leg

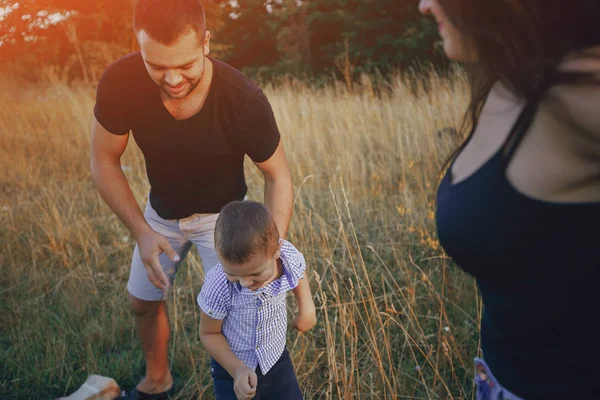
[126,201,192,394]
[129,296,173,394]
[182,213,220,273]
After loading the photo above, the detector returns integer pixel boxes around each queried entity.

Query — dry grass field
[0,69,482,399]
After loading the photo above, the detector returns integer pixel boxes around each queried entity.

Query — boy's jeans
[475,357,525,400]
[210,349,303,400]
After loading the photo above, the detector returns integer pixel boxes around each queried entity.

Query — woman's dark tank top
[436,97,599,399]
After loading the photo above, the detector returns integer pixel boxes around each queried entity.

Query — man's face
[137,29,211,99]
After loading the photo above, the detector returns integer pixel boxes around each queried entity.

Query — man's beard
[160,61,206,99]
[160,77,202,99]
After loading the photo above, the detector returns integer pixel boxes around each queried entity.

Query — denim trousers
[475,357,525,400]
[210,349,303,400]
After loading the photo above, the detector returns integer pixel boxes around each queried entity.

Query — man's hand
[137,229,180,290]
[91,117,176,289]
[233,366,257,400]
[292,306,317,333]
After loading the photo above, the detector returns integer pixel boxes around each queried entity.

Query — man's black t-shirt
[94,52,281,220]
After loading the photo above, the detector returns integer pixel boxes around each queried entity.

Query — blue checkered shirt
[197,240,306,374]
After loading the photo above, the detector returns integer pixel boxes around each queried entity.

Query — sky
[0,2,69,45]
[1,2,67,23]
[0,3,17,20]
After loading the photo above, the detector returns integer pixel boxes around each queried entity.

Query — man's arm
[291,274,317,332]
[90,117,146,239]
[90,117,178,289]
[254,141,294,238]
[199,312,257,399]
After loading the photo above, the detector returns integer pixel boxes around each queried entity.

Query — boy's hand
[293,306,317,332]
[233,366,258,400]
[292,274,317,333]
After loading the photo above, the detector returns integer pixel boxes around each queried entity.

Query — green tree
[216,0,279,72]
[301,0,444,75]
[216,0,444,80]
[1,0,444,82]
[0,0,225,81]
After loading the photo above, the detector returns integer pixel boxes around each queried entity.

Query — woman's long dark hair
[438,0,600,167]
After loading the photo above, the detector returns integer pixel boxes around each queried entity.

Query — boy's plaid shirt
[197,240,306,374]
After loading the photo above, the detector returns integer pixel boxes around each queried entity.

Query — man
[90,0,294,398]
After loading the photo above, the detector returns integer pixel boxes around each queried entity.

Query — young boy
[197,201,317,400]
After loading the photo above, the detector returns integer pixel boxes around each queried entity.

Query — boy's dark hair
[215,201,280,264]
[133,0,207,45]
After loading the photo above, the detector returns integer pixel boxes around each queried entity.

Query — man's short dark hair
[133,0,207,45]
[215,201,280,265]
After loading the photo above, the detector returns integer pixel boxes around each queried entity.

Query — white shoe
[57,375,122,400]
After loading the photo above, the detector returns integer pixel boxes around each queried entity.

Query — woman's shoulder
[549,48,600,147]
[559,47,600,77]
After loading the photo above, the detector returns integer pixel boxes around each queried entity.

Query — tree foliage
[217,0,446,79]
[0,0,444,81]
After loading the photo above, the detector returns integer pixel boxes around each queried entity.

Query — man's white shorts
[127,199,220,301]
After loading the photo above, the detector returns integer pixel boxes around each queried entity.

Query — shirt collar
[229,245,297,297]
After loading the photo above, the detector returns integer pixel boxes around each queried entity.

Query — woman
[419,0,599,399]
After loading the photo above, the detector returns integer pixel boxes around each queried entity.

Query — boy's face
[220,241,283,291]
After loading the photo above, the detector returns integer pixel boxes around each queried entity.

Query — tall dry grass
[0,69,481,399]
